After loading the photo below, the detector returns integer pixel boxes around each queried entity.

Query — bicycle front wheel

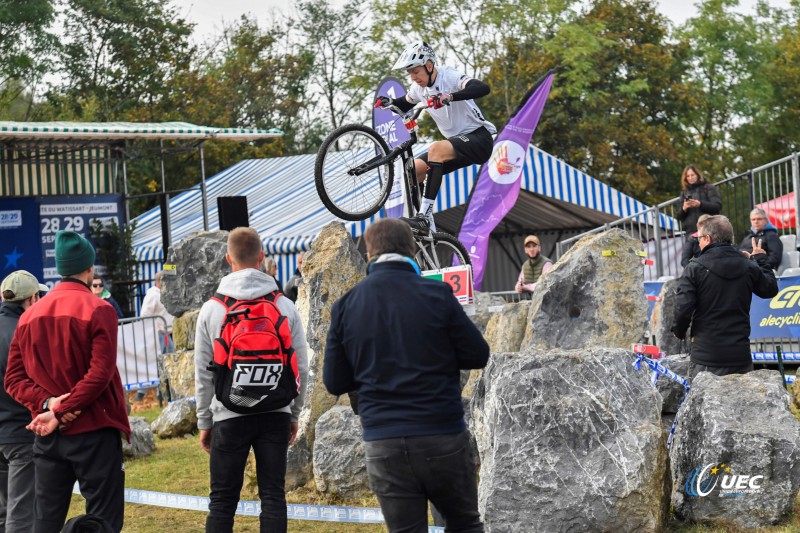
[314,124,394,221]
[415,232,472,271]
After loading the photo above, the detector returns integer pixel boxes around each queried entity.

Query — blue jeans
[206,413,291,533]
[364,431,483,533]
[0,442,34,533]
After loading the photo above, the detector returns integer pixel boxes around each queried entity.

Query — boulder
[471,348,666,533]
[157,350,195,401]
[312,406,369,498]
[123,416,156,458]
[470,291,507,334]
[151,398,198,438]
[285,433,313,489]
[655,354,691,414]
[521,229,649,351]
[172,309,200,351]
[650,279,690,355]
[670,370,800,529]
[483,301,531,353]
[291,222,366,479]
[161,230,230,316]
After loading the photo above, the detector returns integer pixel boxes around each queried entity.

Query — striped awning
[132,144,651,261]
[0,121,282,141]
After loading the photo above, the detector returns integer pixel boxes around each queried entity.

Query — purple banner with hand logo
[373,77,411,218]
[457,72,554,289]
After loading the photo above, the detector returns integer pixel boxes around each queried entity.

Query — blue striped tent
[132,144,651,291]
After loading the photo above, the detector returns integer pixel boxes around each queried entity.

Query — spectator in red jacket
[4,230,131,533]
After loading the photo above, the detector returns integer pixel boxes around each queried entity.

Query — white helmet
[392,41,436,70]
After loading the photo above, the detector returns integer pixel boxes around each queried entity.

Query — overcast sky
[175,0,794,44]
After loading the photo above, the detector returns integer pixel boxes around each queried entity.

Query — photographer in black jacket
[672,215,778,378]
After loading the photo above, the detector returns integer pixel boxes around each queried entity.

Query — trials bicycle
[313,101,470,271]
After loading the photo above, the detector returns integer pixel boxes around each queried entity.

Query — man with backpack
[194,227,309,533]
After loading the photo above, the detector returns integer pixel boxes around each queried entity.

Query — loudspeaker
[217,196,249,231]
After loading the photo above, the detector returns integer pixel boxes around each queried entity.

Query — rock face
[483,301,531,353]
[670,370,800,529]
[161,230,230,317]
[123,417,156,458]
[651,279,690,355]
[312,406,369,498]
[472,348,666,533]
[157,350,195,401]
[172,309,200,351]
[655,354,691,414]
[470,291,507,334]
[151,398,198,438]
[521,229,648,351]
[288,222,366,489]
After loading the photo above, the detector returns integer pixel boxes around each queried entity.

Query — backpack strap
[262,290,293,354]
[211,292,238,309]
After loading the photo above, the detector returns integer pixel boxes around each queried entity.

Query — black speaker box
[217,196,249,231]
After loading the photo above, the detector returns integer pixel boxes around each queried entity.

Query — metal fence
[555,153,800,280]
[117,315,167,391]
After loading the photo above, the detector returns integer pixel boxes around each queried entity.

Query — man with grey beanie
[5,231,130,533]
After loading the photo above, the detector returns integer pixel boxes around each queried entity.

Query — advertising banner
[373,77,411,218]
[750,275,800,338]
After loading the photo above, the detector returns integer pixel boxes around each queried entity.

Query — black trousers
[32,428,125,533]
[688,361,753,381]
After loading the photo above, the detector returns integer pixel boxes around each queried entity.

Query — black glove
[427,93,452,109]
[374,96,391,108]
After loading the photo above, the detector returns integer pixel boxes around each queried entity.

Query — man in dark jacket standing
[672,215,778,377]
[324,219,489,533]
[739,208,783,271]
[0,270,45,532]
[5,231,131,533]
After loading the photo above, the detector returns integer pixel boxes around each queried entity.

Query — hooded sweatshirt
[194,268,309,430]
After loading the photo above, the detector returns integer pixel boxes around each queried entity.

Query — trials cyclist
[376,41,496,234]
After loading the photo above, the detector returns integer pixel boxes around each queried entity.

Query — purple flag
[373,77,411,218]
[457,72,554,289]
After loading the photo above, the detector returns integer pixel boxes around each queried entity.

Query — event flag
[457,71,555,289]
[372,77,411,218]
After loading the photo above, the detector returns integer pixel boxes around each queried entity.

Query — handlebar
[376,100,430,121]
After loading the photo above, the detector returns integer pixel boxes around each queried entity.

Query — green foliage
[89,218,137,316]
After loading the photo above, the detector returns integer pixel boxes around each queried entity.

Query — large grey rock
[312,406,369,498]
[123,416,156,458]
[172,309,200,351]
[157,349,195,401]
[670,370,800,529]
[470,291,507,334]
[651,279,690,355]
[521,229,649,351]
[471,348,666,533]
[290,222,366,489]
[286,433,313,489]
[162,230,230,316]
[483,301,531,353]
[151,398,198,438]
[655,354,691,414]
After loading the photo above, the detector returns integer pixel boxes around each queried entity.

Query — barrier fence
[117,315,165,390]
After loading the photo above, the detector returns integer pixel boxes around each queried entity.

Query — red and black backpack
[209,291,300,414]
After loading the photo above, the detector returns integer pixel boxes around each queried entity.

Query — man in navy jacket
[324,219,489,533]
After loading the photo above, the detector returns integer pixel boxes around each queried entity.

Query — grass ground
[63,401,800,533]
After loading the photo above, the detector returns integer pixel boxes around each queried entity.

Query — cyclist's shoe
[401,213,431,234]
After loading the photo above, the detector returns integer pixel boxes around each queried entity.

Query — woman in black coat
[675,165,722,235]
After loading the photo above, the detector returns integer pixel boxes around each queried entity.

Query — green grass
[64,405,800,532]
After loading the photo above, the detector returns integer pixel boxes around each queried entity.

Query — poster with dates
[0,195,122,288]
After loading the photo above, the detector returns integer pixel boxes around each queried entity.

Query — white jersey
[406,65,497,139]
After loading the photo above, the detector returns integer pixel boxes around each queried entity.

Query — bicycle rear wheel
[415,232,471,271]
[315,124,394,221]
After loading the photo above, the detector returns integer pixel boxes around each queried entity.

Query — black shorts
[418,126,494,174]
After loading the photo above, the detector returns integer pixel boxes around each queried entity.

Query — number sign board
[0,195,123,288]
[422,264,474,306]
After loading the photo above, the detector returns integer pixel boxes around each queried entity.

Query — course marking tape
[71,486,443,530]
[123,380,159,391]
[752,352,800,361]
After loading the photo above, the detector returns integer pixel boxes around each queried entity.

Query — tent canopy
[0,121,283,141]
[132,144,651,261]
[756,192,796,229]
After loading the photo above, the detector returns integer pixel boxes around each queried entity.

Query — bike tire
[415,232,472,271]
[314,124,394,221]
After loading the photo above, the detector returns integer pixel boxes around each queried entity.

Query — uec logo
[685,463,763,497]
[770,286,800,309]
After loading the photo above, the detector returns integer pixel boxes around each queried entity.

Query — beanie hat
[55,231,96,276]
[1,270,40,302]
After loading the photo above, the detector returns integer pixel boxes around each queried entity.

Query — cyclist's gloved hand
[427,93,452,109]
[375,96,391,108]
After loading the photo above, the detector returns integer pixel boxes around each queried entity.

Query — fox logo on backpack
[209,291,300,413]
